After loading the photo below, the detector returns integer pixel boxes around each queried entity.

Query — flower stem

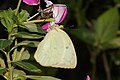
[24,18,54,24]
[15,0,22,15]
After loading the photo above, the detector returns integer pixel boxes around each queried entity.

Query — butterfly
[34,26,77,68]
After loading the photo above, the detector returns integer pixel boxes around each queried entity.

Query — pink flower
[23,0,40,5]
[86,75,90,80]
[42,0,67,30]
[53,4,67,23]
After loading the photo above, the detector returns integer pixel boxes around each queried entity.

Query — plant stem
[15,0,22,15]
[91,54,97,80]
[24,18,54,24]
[7,52,13,80]
[102,53,111,80]
[13,40,18,61]
[91,48,100,80]
[7,33,14,80]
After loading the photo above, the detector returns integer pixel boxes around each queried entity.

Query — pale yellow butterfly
[34,26,77,68]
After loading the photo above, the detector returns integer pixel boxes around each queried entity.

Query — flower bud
[86,75,90,80]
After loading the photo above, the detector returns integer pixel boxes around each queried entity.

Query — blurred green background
[0,0,120,80]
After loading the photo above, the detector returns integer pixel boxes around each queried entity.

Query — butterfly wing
[55,28,77,68]
[34,28,77,68]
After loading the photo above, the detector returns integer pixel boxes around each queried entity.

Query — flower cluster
[23,0,67,30]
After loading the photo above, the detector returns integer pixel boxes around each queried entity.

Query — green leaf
[0,39,12,49]
[0,9,18,32]
[1,18,13,32]
[13,69,26,80]
[96,37,120,49]
[0,55,6,68]
[67,28,94,45]
[13,61,41,73]
[94,7,119,44]
[15,32,44,39]
[17,40,40,47]
[106,37,120,48]
[0,10,3,18]
[17,10,29,22]
[12,50,30,61]
[20,23,46,34]
[26,75,61,80]
[0,67,7,75]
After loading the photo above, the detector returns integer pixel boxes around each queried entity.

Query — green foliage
[94,7,119,49]
[67,5,120,80]
[20,23,46,34]
[0,67,7,75]
[0,9,18,32]
[0,39,12,49]
[13,61,41,73]
[0,56,6,68]
[17,40,40,47]
[12,50,30,61]
[15,32,44,39]
[68,7,119,50]
[17,10,30,23]
[67,28,94,45]
[13,69,26,80]
[26,75,61,80]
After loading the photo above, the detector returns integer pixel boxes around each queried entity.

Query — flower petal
[53,4,67,23]
[23,0,40,5]
[44,0,53,7]
[42,22,50,30]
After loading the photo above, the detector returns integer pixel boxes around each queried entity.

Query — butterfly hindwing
[34,28,77,68]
